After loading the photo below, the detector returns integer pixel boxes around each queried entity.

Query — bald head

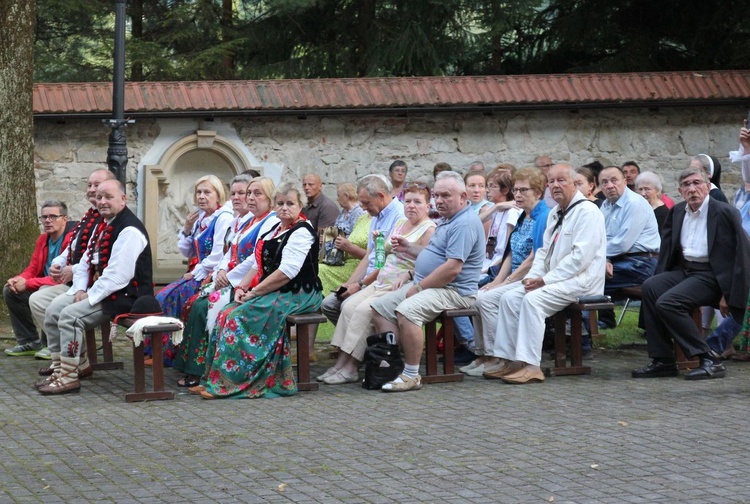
[87,169,116,206]
[302,173,322,200]
[96,179,127,219]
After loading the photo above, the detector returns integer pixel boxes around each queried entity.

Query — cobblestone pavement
[1,339,749,503]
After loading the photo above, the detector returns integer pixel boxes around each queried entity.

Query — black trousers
[641,263,722,360]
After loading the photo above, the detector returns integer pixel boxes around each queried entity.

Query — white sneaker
[459,360,481,373]
[465,363,487,377]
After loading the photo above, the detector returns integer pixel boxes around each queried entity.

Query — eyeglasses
[38,214,64,222]
[680,180,707,189]
[512,187,532,194]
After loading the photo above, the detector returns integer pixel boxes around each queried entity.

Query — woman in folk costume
[175,176,278,388]
[195,183,322,399]
[145,174,233,366]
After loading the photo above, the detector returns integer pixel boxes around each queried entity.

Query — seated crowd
[5,125,750,397]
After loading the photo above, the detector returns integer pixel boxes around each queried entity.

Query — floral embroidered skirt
[201,288,322,399]
[173,294,213,377]
[145,277,201,365]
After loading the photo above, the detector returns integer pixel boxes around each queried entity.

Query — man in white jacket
[486,164,607,384]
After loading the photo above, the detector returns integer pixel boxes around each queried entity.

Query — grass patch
[595,305,646,349]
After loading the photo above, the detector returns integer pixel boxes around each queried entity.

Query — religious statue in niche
[157,184,189,259]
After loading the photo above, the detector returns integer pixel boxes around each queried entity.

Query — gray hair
[678,167,709,185]
[691,154,714,178]
[635,171,663,192]
[357,174,392,197]
[435,171,467,192]
[230,174,254,187]
[274,182,306,207]
[41,199,68,216]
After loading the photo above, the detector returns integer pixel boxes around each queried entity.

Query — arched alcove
[142,130,258,283]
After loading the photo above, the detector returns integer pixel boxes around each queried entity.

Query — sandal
[177,375,200,387]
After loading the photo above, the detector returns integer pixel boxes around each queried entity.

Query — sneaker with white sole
[34,347,52,360]
[381,373,422,392]
[5,342,43,357]
[459,360,481,373]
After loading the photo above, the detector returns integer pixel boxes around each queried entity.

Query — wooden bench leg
[125,331,174,402]
[88,322,124,371]
[547,309,592,376]
[421,316,464,384]
[294,323,319,392]
[424,320,438,377]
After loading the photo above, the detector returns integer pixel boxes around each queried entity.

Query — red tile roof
[33,70,750,118]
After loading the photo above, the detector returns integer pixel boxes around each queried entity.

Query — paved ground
[0,334,749,503]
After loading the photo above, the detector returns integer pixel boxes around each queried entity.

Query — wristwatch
[415,282,424,292]
[357,280,365,288]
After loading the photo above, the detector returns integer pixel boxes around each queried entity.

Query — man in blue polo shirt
[370,171,484,392]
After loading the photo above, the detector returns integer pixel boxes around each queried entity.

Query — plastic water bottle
[374,231,386,268]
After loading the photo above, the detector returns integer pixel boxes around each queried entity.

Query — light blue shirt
[366,197,404,274]
[600,187,660,257]
[414,204,485,296]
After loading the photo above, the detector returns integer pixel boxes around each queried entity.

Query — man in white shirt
[633,167,750,380]
[36,179,153,395]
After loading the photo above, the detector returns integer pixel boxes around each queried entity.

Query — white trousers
[473,281,521,356]
[29,284,69,331]
[493,282,580,366]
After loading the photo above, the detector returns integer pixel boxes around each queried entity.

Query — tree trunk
[221,0,234,75]
[0,0,38,317]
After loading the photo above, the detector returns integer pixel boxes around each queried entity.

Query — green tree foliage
[33,0,750,83]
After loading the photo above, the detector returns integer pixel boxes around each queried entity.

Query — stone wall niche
[143,130,254,284]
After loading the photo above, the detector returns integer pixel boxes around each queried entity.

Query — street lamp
[105,0,130,188]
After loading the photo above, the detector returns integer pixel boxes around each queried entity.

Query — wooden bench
[115,317,179,402]
[84,322,124,371]
[547,301,615,376]
[422,308,477,384]
[286,312,328,392]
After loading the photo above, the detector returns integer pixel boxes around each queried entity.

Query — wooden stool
[116,317,178,402]
[84,321,124,371]
[547,301,614,376]
[422,308,476,384]
[286,312,328,392]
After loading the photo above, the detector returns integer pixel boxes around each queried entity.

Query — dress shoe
[501,366,545,384]
[684,356,726,381]
[631,360,679,378]
[38,379,81,395]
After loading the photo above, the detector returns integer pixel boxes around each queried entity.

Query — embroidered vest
[257,221,322,294]
[67,207,101,265]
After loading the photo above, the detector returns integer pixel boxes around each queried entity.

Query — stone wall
[34,104,746,222]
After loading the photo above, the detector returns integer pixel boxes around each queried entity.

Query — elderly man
[633,167,750,380]
[29,168,114,360]
[302,173,339,231]
[483,164,606,384]
[3,200,75,356]
[320,174,404,328]
[597,165,660,328]
[370,171,485,392]
[534,155,557,208]
[36,180,153,395]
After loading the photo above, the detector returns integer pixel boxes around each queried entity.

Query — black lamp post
[106,0,130,188]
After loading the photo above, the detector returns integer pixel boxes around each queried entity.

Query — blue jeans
[605,255,658,293]
[452,316,476,353]
[706,315,742,354]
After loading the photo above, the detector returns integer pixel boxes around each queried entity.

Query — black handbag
[362,332,404,390]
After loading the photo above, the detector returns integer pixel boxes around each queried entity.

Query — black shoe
[684,356,726,381]
[631,360,679,378]
[452,347,477,365]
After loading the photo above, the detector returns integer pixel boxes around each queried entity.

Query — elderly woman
[173,176,278,387]
[197,183,323,399]
[388,160,408,201]
[146,175,233,365]
[478,169,522,286]
[634,171,668,235]
[318,182,369,297]
[316,182,436,385]
[464,168,550,377]
[574,167,602,207]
